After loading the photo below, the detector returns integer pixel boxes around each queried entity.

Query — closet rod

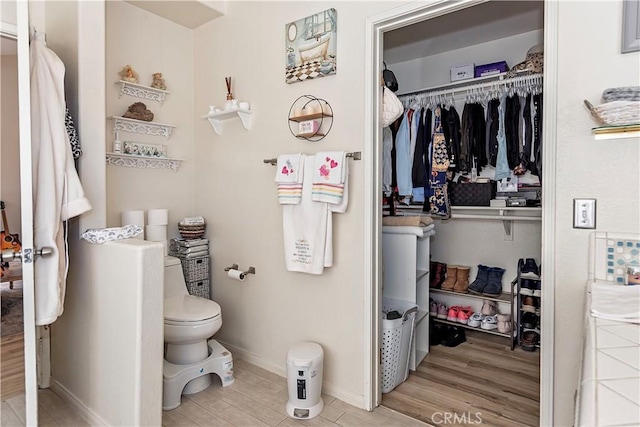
[263,151,361,166]
[397,72,543,100]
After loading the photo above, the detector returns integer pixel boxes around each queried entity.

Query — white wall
[52,240,164,426]
[553,1,640,425]
[192,1,403,406]
[106,0,195,238]
[390,29,543,93]
[1,53,21,235]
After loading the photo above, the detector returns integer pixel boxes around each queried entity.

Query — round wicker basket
[178,223,206,239]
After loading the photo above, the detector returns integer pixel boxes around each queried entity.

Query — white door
[16,1,38,425]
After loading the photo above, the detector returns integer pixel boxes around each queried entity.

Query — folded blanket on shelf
[382,216,434,227]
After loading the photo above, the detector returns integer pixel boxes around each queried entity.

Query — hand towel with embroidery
[312,151,346,204]
[275,153,304,204]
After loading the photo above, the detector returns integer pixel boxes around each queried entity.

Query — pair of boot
[468,265,505,297]
[430,262,447,288]
[440,265,471,293]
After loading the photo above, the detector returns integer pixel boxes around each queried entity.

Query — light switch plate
[573,199,596,229]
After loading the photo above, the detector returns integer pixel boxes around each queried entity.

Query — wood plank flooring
[382,329,540,427]
[1,357,427,426]
[1,332,25,401]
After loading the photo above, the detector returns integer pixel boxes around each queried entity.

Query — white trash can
[285,342,324,419]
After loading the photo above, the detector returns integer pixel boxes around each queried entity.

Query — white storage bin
[381,297,418,393]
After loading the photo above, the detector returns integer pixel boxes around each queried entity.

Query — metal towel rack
[263,151,361,165]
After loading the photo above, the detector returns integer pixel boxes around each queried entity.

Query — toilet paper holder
[224,264,256,276]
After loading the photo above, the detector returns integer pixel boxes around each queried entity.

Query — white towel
[275,153,302,183]
[312,151,346,204]
[590,280,640,323]
[275,154,305,204]
[283,156,330,274]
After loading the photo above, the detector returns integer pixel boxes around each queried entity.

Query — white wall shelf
[111,116,176,139]
[450,206,542,239]
[105,152,183,171]
[116,80,170,105]
[202,109,253,135]
[591,124,640,140]
[382,228,432,371]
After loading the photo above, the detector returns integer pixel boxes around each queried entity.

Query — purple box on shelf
[474,61,509,78]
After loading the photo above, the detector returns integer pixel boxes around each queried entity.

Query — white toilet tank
[165,256,188,298]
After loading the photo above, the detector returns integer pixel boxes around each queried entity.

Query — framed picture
[622,0,640,53]
[123,141,167,158]
[285,8,337,84]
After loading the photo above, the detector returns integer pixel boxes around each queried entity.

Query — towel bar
[263,151,361,165]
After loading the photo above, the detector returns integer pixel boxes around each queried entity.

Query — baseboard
[218,340,365,410]
[50,379,109,426]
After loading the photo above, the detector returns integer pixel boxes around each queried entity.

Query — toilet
[162,256,234,411]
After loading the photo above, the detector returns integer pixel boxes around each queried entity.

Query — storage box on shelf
[169,237,211,299]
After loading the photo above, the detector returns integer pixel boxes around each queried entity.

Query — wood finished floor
[1,357,428,427]
[1,333,25,401]
[382,329,540,427]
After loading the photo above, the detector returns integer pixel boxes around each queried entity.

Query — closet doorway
[364,1,557,426]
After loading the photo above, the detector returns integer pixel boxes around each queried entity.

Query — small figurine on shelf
[119,65,139,84]
[150,72,167,90]
[224,76,235,110]
[123,102,154,122]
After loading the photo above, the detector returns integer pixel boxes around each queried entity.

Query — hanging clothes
[487,99,500,167]
[504,95,521,169]
[65,107,82,160]
[460,102,487,173]
[412,108,427,203]
[495,95,510,181]
[443,106,461,172]
[30,34,92,325]
[395,110,412,197]
[532,93,543,180]
[423,107,450,218]
[382,126,393,196]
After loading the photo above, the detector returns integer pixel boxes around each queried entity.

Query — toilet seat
[165,295,221,323]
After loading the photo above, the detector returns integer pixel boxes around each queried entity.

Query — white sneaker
[468,312,484,327]
[481,315,498,330]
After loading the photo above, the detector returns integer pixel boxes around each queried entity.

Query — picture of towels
[275,153,305,204]
[312,151,347,205]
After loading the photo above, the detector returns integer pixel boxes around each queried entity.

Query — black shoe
[520,258,540,279]
[519,279,536,296]
[430,319,443,346]
[440,326,466,347]
[521,312,539,329]
[521,331,539,351]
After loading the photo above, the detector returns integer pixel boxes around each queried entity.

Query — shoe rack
[430,285,517,350]
[516,259,541,351]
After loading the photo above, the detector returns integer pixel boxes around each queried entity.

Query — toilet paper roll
[227,269,245,282]
[146,225,167,242]
[161,240,169,256]
[147,209,168,225]
[121,210,145,240]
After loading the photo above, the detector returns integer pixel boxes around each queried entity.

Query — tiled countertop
[577,283,640,426]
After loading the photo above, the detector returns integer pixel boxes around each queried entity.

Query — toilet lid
[164,295,221,322]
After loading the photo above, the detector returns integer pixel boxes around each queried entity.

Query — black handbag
[383,62,399,92]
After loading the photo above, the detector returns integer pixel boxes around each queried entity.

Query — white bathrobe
[30,35,92,325]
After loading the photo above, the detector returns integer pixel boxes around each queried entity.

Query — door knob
[1,246,53,263]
